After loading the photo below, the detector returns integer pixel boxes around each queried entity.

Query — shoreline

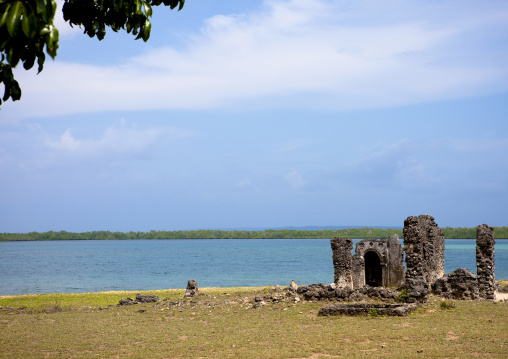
[2,281,507,299]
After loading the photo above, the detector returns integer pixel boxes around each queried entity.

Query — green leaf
[10,79,21,101]
[0,3,12,27]
[142,18,151,41]
[21,4,36,38]
[7,42,21,66]
[37,51,45,73]
[46,25,59,58]
[35,0,45,11]
[143,1,152,17]
[23,51,36,70]
[6,1,22,37]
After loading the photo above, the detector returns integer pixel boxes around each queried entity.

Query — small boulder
[118,298,138,306]
[136,294,160,303]
[348,290,367,302]
[184,279,199,298]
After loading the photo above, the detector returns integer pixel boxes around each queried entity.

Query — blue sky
[1,0,508,232]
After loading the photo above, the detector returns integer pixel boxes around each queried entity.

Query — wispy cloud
[284,168,307,189]
[4,0,508,119]
[45,121,194,158]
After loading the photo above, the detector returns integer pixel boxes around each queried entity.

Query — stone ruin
[331,235,405,290]
[402,214,445,303]
[432,224,496,301]
[330,215,498,303]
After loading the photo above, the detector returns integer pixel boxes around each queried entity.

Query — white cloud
[45,121,194,158]
[4,0,508,119]
[284,169,307,189]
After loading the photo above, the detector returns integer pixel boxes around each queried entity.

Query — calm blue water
[0,239,506,295]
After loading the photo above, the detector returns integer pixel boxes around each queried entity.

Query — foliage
[1,226,508,241]
[0,228,406,241]
[440,300,456,309]
[367,306,378,317]
[0,0,184,106]
[397,288,410,303]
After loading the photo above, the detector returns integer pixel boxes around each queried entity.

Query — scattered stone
[184,279,199,298]
[348,290,367,302]
[432,268,480,300]
[252,301,266,309]
[118,298,138,306]
[318,303,417,317]
[404,278,429,304]
[136,294,160,303]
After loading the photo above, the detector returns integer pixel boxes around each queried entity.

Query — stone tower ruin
[476,224,495,300]
[403,214,445,285]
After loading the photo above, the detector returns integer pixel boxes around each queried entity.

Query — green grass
[1,288,507,358]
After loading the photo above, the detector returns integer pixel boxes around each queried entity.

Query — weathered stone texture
[351,255,365,289]
[117,294,160,306]
[476,224,495,300]
[404,278,430,304]
[403,214,445,285]
[296,283,400,302]
[403,214,444,303]
[318,303,417,317]
[432,268,480,300]
[351,235,405,288]
[184,279,199,298]
[330,237,353,288]
[387,234,406,287]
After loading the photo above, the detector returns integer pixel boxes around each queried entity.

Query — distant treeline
[1,227,507,241]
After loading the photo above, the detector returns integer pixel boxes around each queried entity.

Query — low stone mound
[318,303,417,317]
[296,283,400,302]
[432,268,480,300]
[117,294,160,306]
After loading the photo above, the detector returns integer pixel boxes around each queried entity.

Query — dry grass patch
[1,287,507,358]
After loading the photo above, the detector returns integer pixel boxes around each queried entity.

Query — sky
[1,0,508,232]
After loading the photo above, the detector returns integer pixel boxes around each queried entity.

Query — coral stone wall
[330,237,353,288]
[403,214,444,285]
[476,224,495,300]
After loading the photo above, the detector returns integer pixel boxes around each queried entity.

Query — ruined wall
[330,237,353,288]
[403,214,444,285]
[386,234,406,287]
[352,255,365,289]
[352,236,405,288]
[476,224,495,300]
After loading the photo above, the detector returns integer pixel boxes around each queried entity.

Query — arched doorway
[365,251,382,287]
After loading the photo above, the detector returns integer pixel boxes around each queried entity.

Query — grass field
[1,287,507,358]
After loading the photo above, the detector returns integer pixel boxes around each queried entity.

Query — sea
[0,239,506,295]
